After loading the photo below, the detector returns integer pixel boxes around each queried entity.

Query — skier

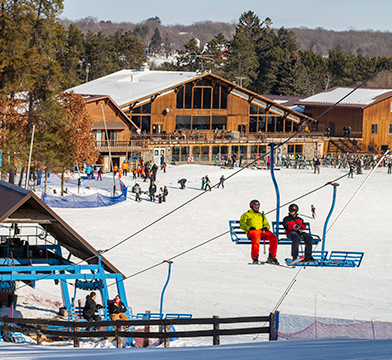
[163,186,168,202]
[283,204,315,263]
[348,162,355,178]
[133,183,142,202]
[217,175,225,188]
[82,292,103,331]
[314,157,320,174]
[204,175,212,191]
[158,187,164,203]
[388,161,392,174]
[97,167,103,181]
[311,205,316,219]
[201,176,205,190]
[178,178,187,189]
[149,181,157,201]
[239,200,279,264]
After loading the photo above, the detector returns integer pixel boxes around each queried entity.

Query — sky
[62,0,392,32]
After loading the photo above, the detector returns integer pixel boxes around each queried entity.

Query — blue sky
[62,0,392,32]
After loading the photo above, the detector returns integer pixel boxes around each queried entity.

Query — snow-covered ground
[2,163,392,358]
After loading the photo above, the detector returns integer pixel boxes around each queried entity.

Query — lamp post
[85,63,90,83]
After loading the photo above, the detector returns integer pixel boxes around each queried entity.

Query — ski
[285,256,305,266]
[248,261,295,269]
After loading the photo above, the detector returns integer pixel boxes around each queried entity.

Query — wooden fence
[0,313,278,348]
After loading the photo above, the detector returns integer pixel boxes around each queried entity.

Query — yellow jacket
[239,209,270,234]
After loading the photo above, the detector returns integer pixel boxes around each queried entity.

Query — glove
[96,304,103,310]
[293,224,300,231]
[249,227,256,231]
[262,227,268,232]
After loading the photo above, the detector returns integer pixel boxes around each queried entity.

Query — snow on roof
[67,69,200,108]
[299,87,392,107]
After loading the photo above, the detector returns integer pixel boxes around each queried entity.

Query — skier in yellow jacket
[240,200,278,264]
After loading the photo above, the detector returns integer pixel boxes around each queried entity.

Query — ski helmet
[289,204,299,213]
[250,200,260,212]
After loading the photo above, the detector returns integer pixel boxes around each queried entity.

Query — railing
[0,313,278,348]
[94,140,148,150]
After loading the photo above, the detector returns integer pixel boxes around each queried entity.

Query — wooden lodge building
[69,67,325,168]
[298,87,392,154]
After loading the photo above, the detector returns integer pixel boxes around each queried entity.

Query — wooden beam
[2,218,56,224]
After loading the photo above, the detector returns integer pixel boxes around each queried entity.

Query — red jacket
[283,214,306,236]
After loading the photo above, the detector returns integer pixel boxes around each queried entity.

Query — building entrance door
[153,147,166,166]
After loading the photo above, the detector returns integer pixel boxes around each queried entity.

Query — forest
[2,2,392,186]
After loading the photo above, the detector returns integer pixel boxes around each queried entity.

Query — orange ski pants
[247,229,278,259]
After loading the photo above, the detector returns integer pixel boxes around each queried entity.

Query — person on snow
[108,295,129,327]
[149,181,157,201]
[314,157,321,174]
[204,175,212,191]
[201,176,205,190]
[239,200,279,264]
[311,205,316,219]
[97,167,103,181]
[158,187,164,203]
[283,204,314,263]
[178,178,187,189]
[163,186,168,202]
[348,162,355,178]
[83,291,103,331]
[217,175,225,188]
[133,183,142,202]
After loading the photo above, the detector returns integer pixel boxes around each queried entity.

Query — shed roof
[0,180,123,276]
[298,87,392,109]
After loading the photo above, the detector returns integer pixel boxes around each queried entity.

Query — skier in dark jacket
[178,178,187,189]
[217,175,225,188]
[283,204,314,263]
[83,292,103,330]
[149,181,157,201]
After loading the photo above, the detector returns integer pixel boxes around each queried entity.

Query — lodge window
[371,124,378,134]
[288,144,303,155]
[131,104,151,132]
[175,116,227,131]
[172,146,180,162]
[176,116,191,130]
[250,145,267,159]
[176,82,227,110]
[389,124,392,135]
[192,116,210,130]
[192,146,209,161]
[231,145,246,157]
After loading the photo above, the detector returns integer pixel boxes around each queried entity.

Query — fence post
[164,324,170,347]
[116,323,123,348]
[213,315,220,345]
[37,324,42,345]
[73,322,80,348]
[143,310,150,348]
[269,311,279,341]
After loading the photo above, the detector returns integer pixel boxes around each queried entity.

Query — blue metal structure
[159,260,173,315]
[269,143,280,240]
[0,225,130,319]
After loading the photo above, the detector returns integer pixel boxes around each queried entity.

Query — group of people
[82,292,128,331]
[240,200,315,265]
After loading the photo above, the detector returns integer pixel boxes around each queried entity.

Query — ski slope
[2,163,392,357]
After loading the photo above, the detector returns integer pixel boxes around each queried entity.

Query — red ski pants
[247,229,278,259]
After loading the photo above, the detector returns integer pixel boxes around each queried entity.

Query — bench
[229,220,321,245]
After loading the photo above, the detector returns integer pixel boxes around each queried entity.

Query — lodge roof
[67,70,312,123]
[298,86,392,109]
[0,180,123,277]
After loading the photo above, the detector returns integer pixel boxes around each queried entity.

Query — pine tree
[149,28,162,55]
[225,32,258,88]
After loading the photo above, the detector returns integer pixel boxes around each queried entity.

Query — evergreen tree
[203,33,228,76]
[225,32,258,87]
[60,23,85,88]
[149,27,162,55]
[175,38,204,72]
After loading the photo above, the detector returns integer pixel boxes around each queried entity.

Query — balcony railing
[94,140,148,150]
